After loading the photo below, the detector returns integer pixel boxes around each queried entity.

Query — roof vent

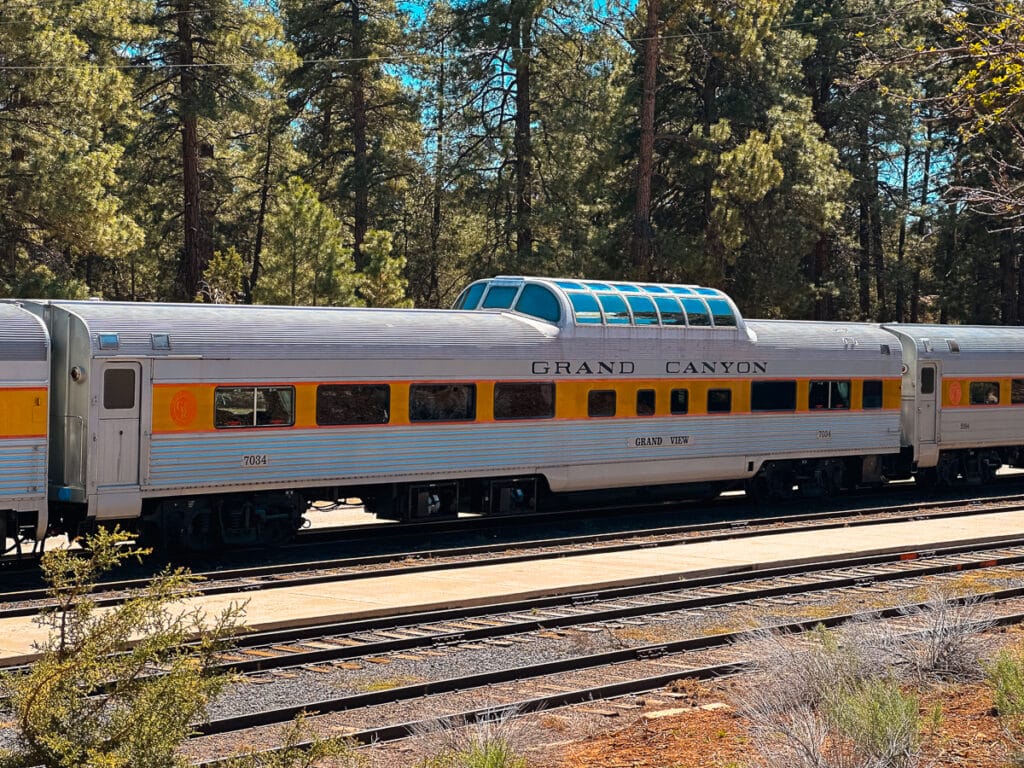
[98,333,119,350]
[151,333,171,351]
[946,338,960,353]
[880,344,891,356]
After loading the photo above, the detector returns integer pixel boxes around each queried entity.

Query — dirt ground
[552,679,1012,768]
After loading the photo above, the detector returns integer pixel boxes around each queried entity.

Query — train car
[12,278,906,549]
[0,303,49,552]
[884,324,1024,485]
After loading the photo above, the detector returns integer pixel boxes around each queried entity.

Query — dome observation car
[452,276,744,330]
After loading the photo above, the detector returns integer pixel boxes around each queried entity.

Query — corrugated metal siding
[0,304,48,363]
[0,440,47,500]
[147,413,901,492]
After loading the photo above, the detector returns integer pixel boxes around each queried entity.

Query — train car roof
[0,303,48,362]
[748,318,902,357]
[17,299,560,359]
[883,323,1024,358]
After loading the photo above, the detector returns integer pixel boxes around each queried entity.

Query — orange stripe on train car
[0,387,48,439]
[152,377,901,435]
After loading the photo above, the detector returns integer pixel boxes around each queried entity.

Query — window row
[212,379,887,429]
[959,380,1024,406]
[585,379,882,417]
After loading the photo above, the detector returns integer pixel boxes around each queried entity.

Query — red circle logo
[948,380,962,405]
[170,390,198,427]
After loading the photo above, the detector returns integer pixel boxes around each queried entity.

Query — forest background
[1,0,1023,322]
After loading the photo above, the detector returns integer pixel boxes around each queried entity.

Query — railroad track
[5,473,1024,579]
[3,489,1024,621]
[175,536,1024,763]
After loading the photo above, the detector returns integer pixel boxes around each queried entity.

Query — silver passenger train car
[0,303,49,551]
[4,277,1024,551]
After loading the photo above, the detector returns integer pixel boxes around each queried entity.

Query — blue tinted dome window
[481,285,518,309]
[515,284,561,323]
[568,291,602,323]
[654,296,686,325]
[598,293,630,324]
[681,297,711,326]
[456,282,486,309]
[627,295,658,325]
[706,298,736,327]
[452,276,742,329]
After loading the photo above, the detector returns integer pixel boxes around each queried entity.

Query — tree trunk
[858,196,871,320]
[176,0,210,302]
[701,57,723,280]
[246,123,275,304]
[631,0,660,280]
[811,234,830,320]
[513,4,534,265]
[351,0,370,271]
[911,121,933,323]
[428,31,446,307]
[869,157,886,318]
[895,142,910,322]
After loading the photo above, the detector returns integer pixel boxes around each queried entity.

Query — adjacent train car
[0,304,49,551]
[884,324,1024,485]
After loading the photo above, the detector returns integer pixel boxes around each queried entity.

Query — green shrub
[827,678,921,768]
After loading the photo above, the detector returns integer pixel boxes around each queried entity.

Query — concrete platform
[3,508,1024,665]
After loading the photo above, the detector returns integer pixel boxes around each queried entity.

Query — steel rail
[2,492,1021,621]
[192,587,1024,748]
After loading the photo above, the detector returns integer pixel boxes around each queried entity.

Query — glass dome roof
[453,276,743,329]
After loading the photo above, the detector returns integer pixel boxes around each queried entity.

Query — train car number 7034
[241,454,269,467]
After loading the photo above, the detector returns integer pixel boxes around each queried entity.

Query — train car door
[918,363,938,447]
[96,362,141,487]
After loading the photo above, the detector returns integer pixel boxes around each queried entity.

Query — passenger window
[654,296,686,326]
[970,381,1000,405]
[514,285,561,323]
[568,292,602,324]
[494,382,555,420]
[681,298,711,326]
[809,380,851,410]
[751,381,796,412]
[705,298,737,327]
[707,388,732,413]
[597,293,630,324]
[1013,380,1024,405]
[920,367,935,395]
[588,390,616,417]
[481,285,518,309]
[256,387,295,426]
[670,388,688,414]
[215,386,295,428]
[636,389,656,416]
[410,384,476,422]
[627,296,659,326]
[862,380,883,409]
[456,282,486,310]
[103,369,136,410]
[317,384,390,425]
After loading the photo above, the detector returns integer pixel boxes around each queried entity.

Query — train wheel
[746,462,795,503]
